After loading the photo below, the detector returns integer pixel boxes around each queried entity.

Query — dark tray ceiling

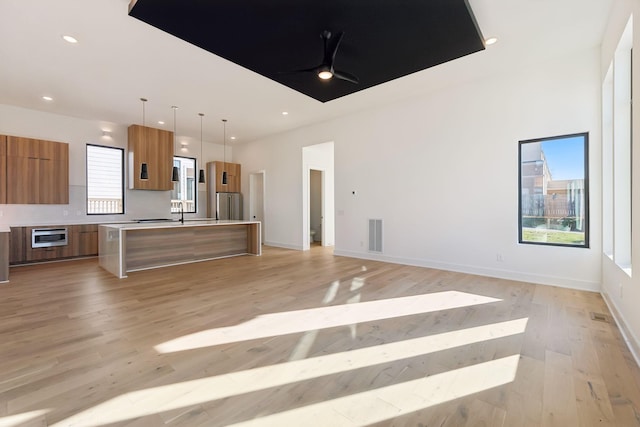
[128,0,485,103]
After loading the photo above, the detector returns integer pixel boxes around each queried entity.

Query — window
[171,156,196,213]
[518,133,589,248]
[86,144,124,214]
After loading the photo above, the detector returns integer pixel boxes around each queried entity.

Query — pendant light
[139,98,149,180]
[222,119,228,185]
[171,105,179,182]
[198,113,205,183]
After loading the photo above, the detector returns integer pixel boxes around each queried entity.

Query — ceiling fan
[288,30,359,84]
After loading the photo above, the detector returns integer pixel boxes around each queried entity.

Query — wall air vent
[368,219,383,253]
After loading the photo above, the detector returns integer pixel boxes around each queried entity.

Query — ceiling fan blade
[325,31,344,67]
[278,66,319,75]
[333,69,359,84]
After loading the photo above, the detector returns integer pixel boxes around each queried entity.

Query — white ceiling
[0,0,612,145]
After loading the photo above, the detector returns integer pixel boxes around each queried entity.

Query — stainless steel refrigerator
[215,192,243,220]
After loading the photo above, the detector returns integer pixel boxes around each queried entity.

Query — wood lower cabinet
[10,224,98,265]
[6,136,69,204]
[0,135,6,204]
[9,227,25,265]
[24,226,71,262]
[26,246,72,262]
[128,125,174,190]
[70,224,98,257]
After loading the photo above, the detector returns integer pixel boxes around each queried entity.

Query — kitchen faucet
[178,201,184,224]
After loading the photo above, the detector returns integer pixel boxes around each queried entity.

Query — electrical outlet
[0,210,3,217]
[63,210,69,216]
[360,241,364,247]
[496,253,504,262]
[619,283,623,298]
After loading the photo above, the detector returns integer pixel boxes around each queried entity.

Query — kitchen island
[0,225,9,283]
[99,220,261,278]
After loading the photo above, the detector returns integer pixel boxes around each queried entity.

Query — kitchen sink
[134,218,175,223]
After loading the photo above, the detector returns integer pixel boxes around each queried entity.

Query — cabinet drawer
[26,245,71,262]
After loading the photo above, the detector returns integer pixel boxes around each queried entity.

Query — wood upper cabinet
[6,136,69,204]
[207,161,241,193]
[128,125,173,190]
[0,135,6,204]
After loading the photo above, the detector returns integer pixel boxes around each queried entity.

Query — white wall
[600,0,640,361]
[0,104,228,225]
[235,47,602,290]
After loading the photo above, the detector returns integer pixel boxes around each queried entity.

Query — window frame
[86,143,125,215]
[171,155,198,214]
[518,132,590,248]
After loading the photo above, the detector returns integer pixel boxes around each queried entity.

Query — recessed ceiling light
[282,111,289,115]
[42,96,53,101]
[230,136,236,140]
[485,37,498,46]
[62,35,78,44]
[158,121,165,125]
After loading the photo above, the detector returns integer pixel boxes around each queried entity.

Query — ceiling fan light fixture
[318,70,333,80]
[485,37,498,46]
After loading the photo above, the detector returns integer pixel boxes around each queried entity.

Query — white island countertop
[102,219,259,230]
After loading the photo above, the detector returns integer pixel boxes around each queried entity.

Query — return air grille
[369,219,383,253]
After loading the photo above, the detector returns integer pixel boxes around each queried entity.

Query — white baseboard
[600,290,640,368]
[332,249,600,292]
[264,241,304,251]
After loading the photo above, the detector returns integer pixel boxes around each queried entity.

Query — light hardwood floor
[1,246,640,426]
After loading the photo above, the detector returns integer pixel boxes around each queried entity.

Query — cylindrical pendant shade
[222,170,228,185]
[140,163,149,180]
[172,166,179,182]
[198,169,205,183]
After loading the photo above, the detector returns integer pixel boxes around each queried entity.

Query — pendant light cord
[199,113,205,183]
[172,106,178,154]
[199,113,204,160]
[222,119,227,165]
[141,98,146,126]
[171,106,179,182]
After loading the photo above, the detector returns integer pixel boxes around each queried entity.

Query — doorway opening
[302,142,334,250]
[310,169,322,247]
[249,170,265,243]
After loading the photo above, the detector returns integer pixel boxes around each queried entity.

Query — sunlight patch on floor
[228,355,521,426]
[0,409,50,427]
[155,290,502,353]
[322,280,341,303]
[53,317,526,426]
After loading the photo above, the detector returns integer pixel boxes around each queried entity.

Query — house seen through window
[171,156,196,213]
[518,133,589,248]
[86,144,124,215]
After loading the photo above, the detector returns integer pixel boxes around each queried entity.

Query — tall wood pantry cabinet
[128,124,174,190]
[5,136,69,204]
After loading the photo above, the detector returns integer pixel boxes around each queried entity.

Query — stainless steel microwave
[31,228,68,248]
